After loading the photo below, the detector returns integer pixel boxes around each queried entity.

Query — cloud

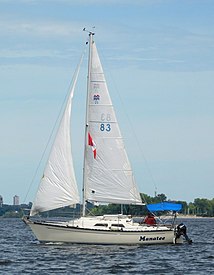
[0,48,81,61]
[0,20,81,38]
[0,19,85,67]
[1,0,163,5]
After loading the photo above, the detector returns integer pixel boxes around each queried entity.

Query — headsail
[30,57,83,216]
[84,35,142,205]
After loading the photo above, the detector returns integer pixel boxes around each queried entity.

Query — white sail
[84,39,142,205]
[30,61,81,216]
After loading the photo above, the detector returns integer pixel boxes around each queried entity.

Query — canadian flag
[88,132,97,159]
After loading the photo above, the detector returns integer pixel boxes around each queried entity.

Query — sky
[0,0,214,204]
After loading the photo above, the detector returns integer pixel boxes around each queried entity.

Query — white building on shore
[13,195,20,206]
[0,195,3,207]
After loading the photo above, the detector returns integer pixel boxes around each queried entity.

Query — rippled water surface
[0,218,214,274]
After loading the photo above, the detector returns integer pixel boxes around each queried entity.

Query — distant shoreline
[177,214,214,219]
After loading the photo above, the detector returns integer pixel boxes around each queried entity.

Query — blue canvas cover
[146,202,182,212]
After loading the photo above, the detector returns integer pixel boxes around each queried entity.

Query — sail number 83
[100,123,111,132]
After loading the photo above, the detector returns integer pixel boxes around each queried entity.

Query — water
[0,218,213,274]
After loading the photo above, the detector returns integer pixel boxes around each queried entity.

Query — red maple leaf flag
[88,132,97,159]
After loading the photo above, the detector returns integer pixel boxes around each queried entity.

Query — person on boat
[144,212,156,225]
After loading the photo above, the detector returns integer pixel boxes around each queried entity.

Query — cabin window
[111,224,125,227]
[94,223,108,227]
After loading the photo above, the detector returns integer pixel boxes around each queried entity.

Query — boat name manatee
[139,236,166,242]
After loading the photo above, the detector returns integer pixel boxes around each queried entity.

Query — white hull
[26,216,183,245]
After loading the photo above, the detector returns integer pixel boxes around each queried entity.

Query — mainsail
[30,58,82,216]
[84,36,142,205]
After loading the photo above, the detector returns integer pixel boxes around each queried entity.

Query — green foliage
[1,194,214,217]
[89,193,214,217]
[141,193,167,204]
[0,204,29,218]
[89,203,147,216]
[193,198,214,216]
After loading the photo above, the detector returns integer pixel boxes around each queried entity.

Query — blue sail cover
[147,202,182,212]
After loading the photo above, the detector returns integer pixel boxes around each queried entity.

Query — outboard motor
[175,223,192,244]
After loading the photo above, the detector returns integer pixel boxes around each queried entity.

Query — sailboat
[24,31,191,245]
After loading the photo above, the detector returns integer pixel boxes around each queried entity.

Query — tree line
[89,193,214,217]
[0,193,214,217]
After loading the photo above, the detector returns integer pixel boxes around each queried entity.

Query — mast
[82,30,94,216]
